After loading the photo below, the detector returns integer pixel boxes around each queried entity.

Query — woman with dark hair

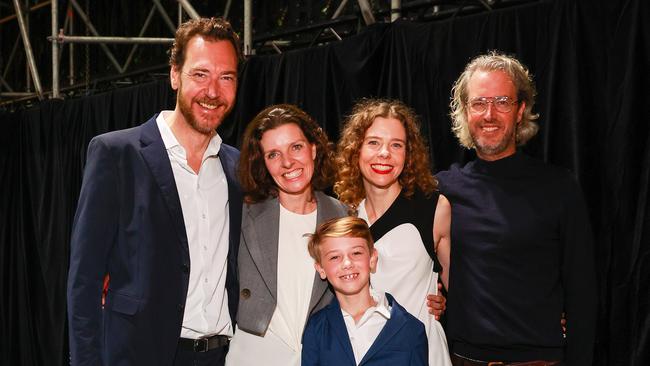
[225,104,347,366]
[335,99,452,366]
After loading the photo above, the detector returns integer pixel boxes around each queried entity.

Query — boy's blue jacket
[301,292,428,365]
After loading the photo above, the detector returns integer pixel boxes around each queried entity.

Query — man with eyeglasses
[435,52,596,366]
[68,18,242,366]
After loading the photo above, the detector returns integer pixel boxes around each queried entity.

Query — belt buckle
[193,338,208,352]
[488,363,505,366]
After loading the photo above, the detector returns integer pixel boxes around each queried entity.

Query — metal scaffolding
[0,0,534,108]
[0,0,244,105]
[0,0,194,104]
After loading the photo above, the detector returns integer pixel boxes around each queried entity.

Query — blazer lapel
[243,198,280,299]
[218,145,242,323]
[219,146,242,251]
[139,116,188,254]
[359,294,407,364]
[307,270,329,316]
[307,191,344,313]
[326,299,358,365]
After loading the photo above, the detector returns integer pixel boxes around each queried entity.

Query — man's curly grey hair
[449,51,539,149]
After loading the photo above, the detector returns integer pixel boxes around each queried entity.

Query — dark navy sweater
[436,152,596,365]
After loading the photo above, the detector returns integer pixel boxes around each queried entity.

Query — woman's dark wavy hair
[239,104,336,203]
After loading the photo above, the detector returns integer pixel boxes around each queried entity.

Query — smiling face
[466,69,526,161]
[170,36,238,135]
[358,117,407,195]
[315,236,377,299]
[260,123,317,200]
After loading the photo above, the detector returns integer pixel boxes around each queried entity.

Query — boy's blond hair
[307,217,374,264]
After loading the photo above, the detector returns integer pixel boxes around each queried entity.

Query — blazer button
[241,289,251,299]
[177,303,185,312]
[182,263,189,273]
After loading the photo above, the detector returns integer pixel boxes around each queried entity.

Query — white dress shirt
[341,290,392,365]
[156,112,232,338]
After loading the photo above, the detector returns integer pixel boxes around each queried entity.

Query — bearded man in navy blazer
[67,18,243,366]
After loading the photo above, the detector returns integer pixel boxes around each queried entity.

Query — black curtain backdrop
[1,0,648,365]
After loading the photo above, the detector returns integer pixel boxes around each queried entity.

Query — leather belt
[451,353,561,366]
[178,335,230,352]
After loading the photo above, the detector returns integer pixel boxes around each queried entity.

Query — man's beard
[176,79,230,136]
[471,123,517,157]
[178,95,227,135]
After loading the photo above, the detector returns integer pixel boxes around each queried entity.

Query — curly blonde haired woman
[335,99,452,366]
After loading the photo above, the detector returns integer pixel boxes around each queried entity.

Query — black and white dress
[358,191,452,366]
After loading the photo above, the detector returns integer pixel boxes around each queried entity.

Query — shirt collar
[369,289,392,319]
[156,111,222,158]
[341,289,392,322]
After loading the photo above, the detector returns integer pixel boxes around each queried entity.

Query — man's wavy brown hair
[239,104,336,203]
[334,99,437,208]
[169,17,242,69]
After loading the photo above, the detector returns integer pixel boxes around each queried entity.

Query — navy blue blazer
[301,293,428,366]
[67,115,242,366]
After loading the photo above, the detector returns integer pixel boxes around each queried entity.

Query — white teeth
[482,126,498,132]
[340,274,358,280]
[198,101,217,109]
[371,164,392,172]
[283,169,302,179]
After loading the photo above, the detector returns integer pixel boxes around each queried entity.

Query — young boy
[301,217,428,366]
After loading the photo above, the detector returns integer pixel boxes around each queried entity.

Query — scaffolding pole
[122,5,160,72]
[1,92,38,97]
[0,0,50,25]
[356,0,376,25]
[391,0,401,22]
[51,0,60,98]
[13,0,43,99]
[332,0,350,19]
[52,35,174,45]
[68,3,74,85]
[177,0,200,20]
[0,75,13,92]
[244,0,252,55]
[223,0,233,19]
[2,34,21,83]
[152,0,177,34]
[68,0,125,73]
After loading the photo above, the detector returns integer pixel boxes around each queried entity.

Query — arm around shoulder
[434,194,451,290]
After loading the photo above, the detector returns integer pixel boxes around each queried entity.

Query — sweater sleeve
[561,178,597,365]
